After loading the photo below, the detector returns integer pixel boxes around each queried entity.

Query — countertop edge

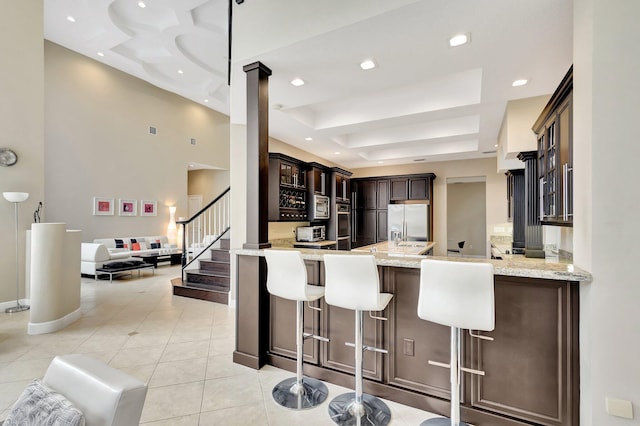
[231,248,592,282]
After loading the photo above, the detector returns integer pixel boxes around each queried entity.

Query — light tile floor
[0,265,439,425]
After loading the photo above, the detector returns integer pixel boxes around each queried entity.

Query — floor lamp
[3,192,30,313]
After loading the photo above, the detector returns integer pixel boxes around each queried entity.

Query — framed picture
[140,200,157,216]
[119,199,137,216]
[93,197,114,216]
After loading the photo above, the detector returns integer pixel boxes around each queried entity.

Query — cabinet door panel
[469,277,577,426]
[377,210,388,242]
[377,180,389,209]
[364,181,377,209]
[355,209,377,247]
[268,261,321,363]
[387,268,451,398]
[408,178,428,200]
[321,303,384,381]
[390,179,408,200]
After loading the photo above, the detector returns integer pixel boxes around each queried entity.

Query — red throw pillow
[132,243,141,251]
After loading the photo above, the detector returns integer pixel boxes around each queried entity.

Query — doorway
[446,177,486,257]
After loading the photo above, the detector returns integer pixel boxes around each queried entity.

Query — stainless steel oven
[336,203,350,250]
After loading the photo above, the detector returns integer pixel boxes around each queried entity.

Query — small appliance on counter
[296,225,325,242]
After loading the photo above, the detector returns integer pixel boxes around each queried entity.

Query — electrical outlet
[606,397,633,419]
[469,244,473,249]
[403,339,415,356]
[292,228,296,234]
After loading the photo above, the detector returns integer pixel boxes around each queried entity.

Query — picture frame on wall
[93,197,114,216]
[140,200,157,216]
[119,199,137,216]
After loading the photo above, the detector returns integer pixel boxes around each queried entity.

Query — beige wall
[44,42,230,242]
[0,2,45,306]
[353,157,507,256]
[447,182,486,257]
[188,169,230,203]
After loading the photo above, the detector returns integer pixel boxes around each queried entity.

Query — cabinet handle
[562,163,568,221]
[539,178,545,222]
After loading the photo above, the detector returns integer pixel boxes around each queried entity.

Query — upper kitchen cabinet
[307,162,329,196]
[533,66,573,226]
[268,153,309,221]
[331,168,352,203]
[390,177,431,201]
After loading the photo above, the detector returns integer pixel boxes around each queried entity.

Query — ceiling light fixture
[494,144,498,148]
[334,151,341,155]
[66,16,76,23]
[360,59,376,70]
[290,78,305,87]
[449,33,469,47]
[204,99,209,103]
[512,79,528,87]
[377,161,384,164]
[138,1,147,8]
[305,137,313,141]
[97,52,104,57]
[177,69,184,74]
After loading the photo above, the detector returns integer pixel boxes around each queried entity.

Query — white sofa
[81,236,177,276]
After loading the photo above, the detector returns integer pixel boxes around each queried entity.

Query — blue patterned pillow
[3,379,85,426]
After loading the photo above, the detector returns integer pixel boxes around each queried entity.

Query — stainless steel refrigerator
[387,204,429,241]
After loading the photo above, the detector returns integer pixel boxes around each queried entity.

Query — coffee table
[132,251,182,268]
[95,263,155,283]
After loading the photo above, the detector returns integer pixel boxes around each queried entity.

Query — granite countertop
[351,241,436,256]
[293,240,337,247]
[232,246,592,282]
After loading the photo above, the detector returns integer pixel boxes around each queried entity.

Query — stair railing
[177,187,230,280]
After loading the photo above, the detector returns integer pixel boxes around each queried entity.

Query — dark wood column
[507,169,525,252]
[234,61,272,369]
[517,151,544,258]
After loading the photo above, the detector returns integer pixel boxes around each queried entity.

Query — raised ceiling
[44,0,573,169]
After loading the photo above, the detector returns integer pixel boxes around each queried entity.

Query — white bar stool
[323,254,393,426]
[264,249,329,409]
[417,259,495,426]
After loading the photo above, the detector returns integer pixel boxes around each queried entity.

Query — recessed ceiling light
[334,151,341,155]
[138,1,147,8]
[360,59,376,70]
[97,52,104,57]
[66,16,76,23]
[189,164,194,168]
[204,99,209,103]
[290,78,305,87]
[177,69,184,74]
[377,161,384,164]
[449,33,469,47]
[512,79,528,87]
[494,144,498,148]
[305,137,313,141]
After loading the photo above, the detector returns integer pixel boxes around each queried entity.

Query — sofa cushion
[139,241,148,250]
[131,242,141,251]
[114,239,124,249]
[150,242,161,249]
[3,379,85,426]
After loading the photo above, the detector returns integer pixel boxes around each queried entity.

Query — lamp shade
[3,192,29,203]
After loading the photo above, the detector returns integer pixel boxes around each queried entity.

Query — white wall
[188,169,230,203]
[574,0,640,424]
[0,1,44,305]
[447,182,486,257]
[45,42,230,242]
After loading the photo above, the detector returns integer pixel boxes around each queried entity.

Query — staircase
[172,238,231,304]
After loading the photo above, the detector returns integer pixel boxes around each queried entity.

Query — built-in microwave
[296,225,326,242]
[311,194,330,220]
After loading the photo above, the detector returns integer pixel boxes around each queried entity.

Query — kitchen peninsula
[233,247,590,426]
[352,240,436,256]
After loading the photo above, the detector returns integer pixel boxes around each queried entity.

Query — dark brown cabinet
[352,179,391,247]
[533,66,573,226]
[268,153,308,221]
[506,169,525,252]
[264,260,579,426]
[333,168,350,203]
[390,177,430,201]
[307,162,328,195]
[352,173,435,248]
[268,261,322,364]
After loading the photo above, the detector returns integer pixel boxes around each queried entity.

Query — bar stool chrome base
[328,392,391,426]
[420,417,470,426]
[5,304,29,313]
[272,376,328,410]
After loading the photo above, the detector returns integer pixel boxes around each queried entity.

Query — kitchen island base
[234,253,581,426]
